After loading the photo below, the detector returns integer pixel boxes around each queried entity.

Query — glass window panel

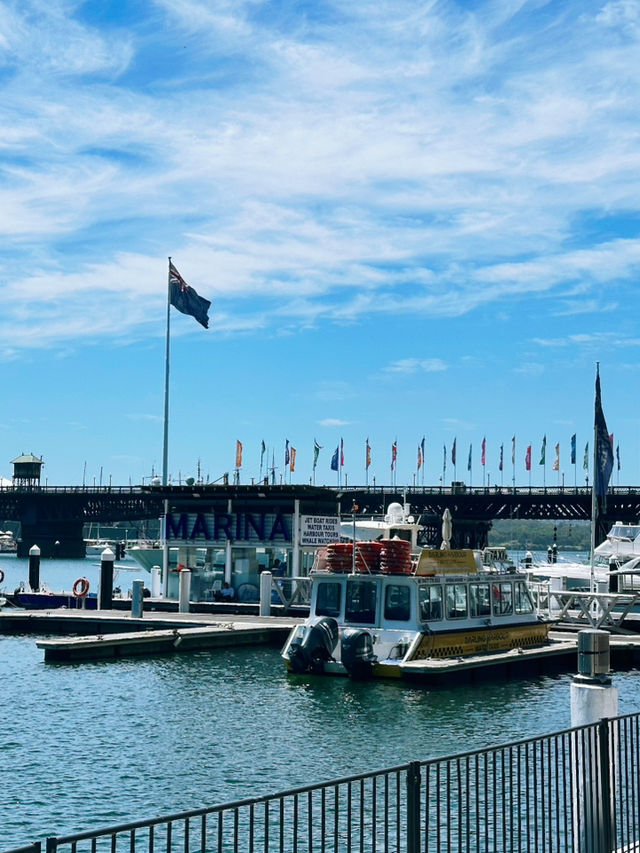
[384,584,411,621]
[345,580,377,624]
[419,584,443,621]
[315,581,342,617]
[492,581,513,615]
[469,582,491,617]
[445,583,468,619]
[514,580,534,614]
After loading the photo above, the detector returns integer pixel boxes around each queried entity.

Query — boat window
[315,582,342,618]
[469,583,491,618]
[492,582,513,616]
[419,584,443,621]
[384,584,411,621]
[445,583,468,619]
[345,580,378,625]
[514,581,534,614]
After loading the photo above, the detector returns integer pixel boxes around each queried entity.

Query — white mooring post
[131,579,144,619]
[260,571,272,617]
[570,629,618,853]
[178,569,191,613]
[150,566,162,598]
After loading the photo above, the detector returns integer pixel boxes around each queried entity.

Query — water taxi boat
[281,543,553,681]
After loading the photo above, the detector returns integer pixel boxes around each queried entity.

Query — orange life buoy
[0,568,4,584]
[72,577,90,598]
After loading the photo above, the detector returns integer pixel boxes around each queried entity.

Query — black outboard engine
[287,617,339,674]
[341,628,376,679]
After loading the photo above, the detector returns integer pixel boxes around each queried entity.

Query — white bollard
[259,571,272,617]
[178,569,191,613]
[150,566,162,598]
[570,630,618,853]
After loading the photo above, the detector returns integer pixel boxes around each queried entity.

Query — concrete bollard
[178,569,191,613]
[150,566,162,598]
[570,629,618,853]
[99,547,115,610]
[260,570,272,617]
[131,579,144,618]
[28,544,41,592]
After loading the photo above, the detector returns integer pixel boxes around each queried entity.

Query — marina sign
[166,511,291,544]
[300,515,341,546]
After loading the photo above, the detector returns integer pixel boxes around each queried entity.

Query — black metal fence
[7,712,640,853]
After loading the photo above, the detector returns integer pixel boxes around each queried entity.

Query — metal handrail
[6,714,640,853]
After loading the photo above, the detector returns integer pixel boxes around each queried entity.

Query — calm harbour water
[2,553,640,848]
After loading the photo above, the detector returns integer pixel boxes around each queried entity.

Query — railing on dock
[4,845,41,853]
[6,710,639,853]
[269,575,312,610]
[530,580,640,631]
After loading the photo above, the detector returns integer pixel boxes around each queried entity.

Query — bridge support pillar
[17,520,87,559]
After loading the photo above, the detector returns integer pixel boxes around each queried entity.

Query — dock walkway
[0,608,303,662]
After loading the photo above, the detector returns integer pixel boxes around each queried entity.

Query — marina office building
[133,485,343,601]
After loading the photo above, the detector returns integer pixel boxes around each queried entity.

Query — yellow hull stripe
[410,623,550,661]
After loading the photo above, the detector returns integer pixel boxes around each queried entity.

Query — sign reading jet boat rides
[300,515,341,546]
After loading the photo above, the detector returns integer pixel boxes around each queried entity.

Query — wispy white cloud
[0,0,639,358]
[383,358,448,374]
[319,418,350,427]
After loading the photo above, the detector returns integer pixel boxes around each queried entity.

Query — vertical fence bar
[598,718,613,853]
[406,762,421,853]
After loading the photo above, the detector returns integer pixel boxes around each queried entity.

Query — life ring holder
[0,568,4,584]
[73,577,90,598]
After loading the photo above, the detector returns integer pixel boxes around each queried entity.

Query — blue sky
[1,0,639,488]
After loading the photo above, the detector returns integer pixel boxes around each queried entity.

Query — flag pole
[161,257,172,598]
[162,257,172,486]
[590,363,600,593]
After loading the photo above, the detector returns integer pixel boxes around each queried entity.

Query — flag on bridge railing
[539,435,546,466]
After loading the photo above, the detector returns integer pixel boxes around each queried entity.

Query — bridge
[1,482,638,557]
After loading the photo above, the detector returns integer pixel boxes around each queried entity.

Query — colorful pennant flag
[499,443,504,472]
[570,434,576,465]
[525,445,532,471]
[365,438,371,470]
[391,441,397,471]
[313,439,322,470]
[467,444,472,472]
[552,443,560,472]
[290,447,296,473]
[481,437,486,467]
[539,435,546,466]
[451,438,457,466]
[235,440,243,468]
[583,442,589,471]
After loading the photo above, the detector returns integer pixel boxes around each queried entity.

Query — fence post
[598,718,614,853]
[406,761,421,853]
[46,838,57,853]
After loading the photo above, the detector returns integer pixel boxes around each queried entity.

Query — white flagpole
[162,258,172,486]
[161,257,172,598]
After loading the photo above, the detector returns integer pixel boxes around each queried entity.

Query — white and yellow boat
[281,544,554,681]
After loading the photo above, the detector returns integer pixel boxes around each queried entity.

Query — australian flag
[169,261,211,328]
[594,368,614,497]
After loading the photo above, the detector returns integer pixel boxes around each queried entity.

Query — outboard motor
[286,617,339,674]
[341,628,376,679]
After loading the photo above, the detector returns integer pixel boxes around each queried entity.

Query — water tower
[12,453,44,487]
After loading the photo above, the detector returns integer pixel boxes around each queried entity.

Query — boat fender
[72,577,90,598]
[0,568,4,584]
[341,628,376,679]
[287,617,339,674]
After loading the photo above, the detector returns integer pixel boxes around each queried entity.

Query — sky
[1,0,640,489]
